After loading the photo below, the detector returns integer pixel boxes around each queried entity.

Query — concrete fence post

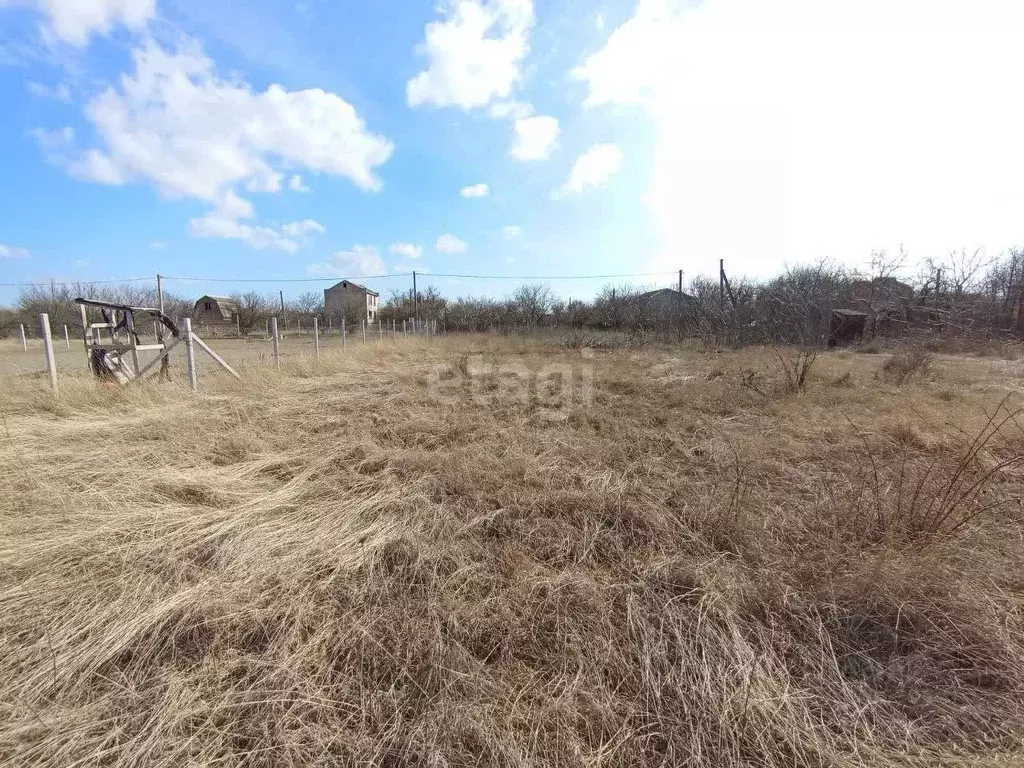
[342,318,347,350]
[183,318,198,393]
[63,324,70,350]
[270,317,280,367]
[313,317,320,359]
[40,313,58,394]
[379,319,383,342]
[361,319,366,344]
[19,324,27,351]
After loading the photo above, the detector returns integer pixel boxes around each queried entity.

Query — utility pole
[678,269,683,293]
[279,290,285,314]
[413,270,419,327]
[156,274,165,317]
[719,259,725,309]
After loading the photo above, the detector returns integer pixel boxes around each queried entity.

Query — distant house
[640,288,697,308]
[193,295,239,327]
[324,280,380,323]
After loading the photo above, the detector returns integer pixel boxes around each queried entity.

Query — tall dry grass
[1,337,1023,766]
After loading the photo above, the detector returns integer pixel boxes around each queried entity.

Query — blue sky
[2,0,1023,304]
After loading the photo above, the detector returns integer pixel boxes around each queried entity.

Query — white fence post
[342,318,347,350]
[379,319,383,342]
[270,317,280,367]
[361,319,366,344]
[63,324,70,350]
[183,318,198,393]
[392,319,396,340]
[313,317,320,359]
[403,319,407,337]
[19,324,27,351]
[40,314,58,394]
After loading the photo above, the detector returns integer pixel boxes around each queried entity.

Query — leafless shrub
[831,398,1024,540]
[775,346,818,393]
[881,348,933,385]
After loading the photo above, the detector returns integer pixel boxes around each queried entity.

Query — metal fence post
[270,317,280,367]
[183,318,198,393]
[40,313,58,394]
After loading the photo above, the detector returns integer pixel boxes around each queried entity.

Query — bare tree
[232,291,271,334]
[512,283,553,326]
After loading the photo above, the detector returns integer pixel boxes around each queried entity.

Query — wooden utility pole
[678,269,683,293]
[719,259,725,308]
[156,274,165,316]
[413,271,419,326]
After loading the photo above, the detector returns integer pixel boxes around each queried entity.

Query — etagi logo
[426,349,594,420]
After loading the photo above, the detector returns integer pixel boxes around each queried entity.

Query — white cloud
[436,233,469,254]
[36,39,392,250]
[148,240,166,250]
[502,224,522,238]
[575,0,1024,276]
[555,143,623,197]
[281,219,326,237]
[13,0,156,46]
[407,0,534,110]
[308,245,385,277]
[189,192,326,252]
[488,99,533,120]
[26,80,72,102]
[390,242,423,259]
[288,174,310,192]
[509,115,559,160]
[0,244,30,259]
[460,182,489,198]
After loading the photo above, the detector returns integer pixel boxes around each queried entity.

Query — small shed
[193,295,239,327]
[828,309,868,347]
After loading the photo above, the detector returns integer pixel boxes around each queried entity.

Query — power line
[2,269,680,288]
[0,276,154,288]
[160,270,680,282]
[430,271,677,280]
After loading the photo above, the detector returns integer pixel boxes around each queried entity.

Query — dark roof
[640,288,697,303]
[327,280,379,297]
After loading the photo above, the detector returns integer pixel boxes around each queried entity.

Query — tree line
[3,247,1022,346]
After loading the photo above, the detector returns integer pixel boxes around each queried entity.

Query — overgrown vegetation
[5,246,1024,348]
[881,348,934,385]
[1,337,1022,766]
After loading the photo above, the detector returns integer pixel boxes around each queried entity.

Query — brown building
[192,295,239,327]
[324,280,379,323]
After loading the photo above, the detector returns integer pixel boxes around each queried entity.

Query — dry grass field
[2,335,1024,767]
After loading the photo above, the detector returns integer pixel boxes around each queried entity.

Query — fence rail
[16,314,437,396]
